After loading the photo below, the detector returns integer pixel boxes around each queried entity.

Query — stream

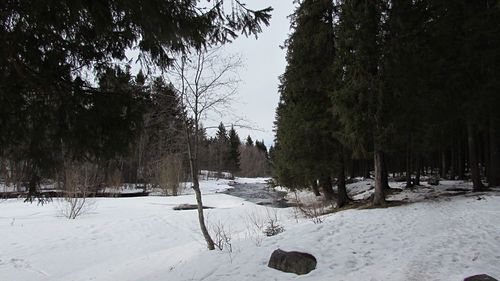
[223,182,292,208]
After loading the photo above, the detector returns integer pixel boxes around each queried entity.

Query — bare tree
[154,153,185,195]
[239,145,270,177]
[58,162,99,219]
[169,47,242,250]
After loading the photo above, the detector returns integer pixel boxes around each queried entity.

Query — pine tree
[274,0,349,205]
[215,122,229,174]
[245,135,254,147]
[332,0,388,206]
[227,126,241,175]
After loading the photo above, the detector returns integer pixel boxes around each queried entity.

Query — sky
[219,1,296,148]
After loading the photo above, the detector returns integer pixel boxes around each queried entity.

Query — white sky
[219,1,296,148]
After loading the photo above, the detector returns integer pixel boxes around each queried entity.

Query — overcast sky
[219,1,296,148]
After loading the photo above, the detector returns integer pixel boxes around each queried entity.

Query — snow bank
[1,180,499,281]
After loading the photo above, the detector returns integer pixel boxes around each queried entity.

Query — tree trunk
[415,156,421,186]
[458,137,465,180]
[450,140,456,180]
[319,176,334,201]
[24,160,41,202]
[311,180,321,196]
[405,141,413,188]
[381,151,390,189]
[467,121,484,191]
[483,131,490,182]
[373,150,386,206]
[489,118,500,186]
[186,121,215,250]
[363,158,371,178]
[191,174,215,250]
[336,156,349,208]
[350,158,356,179]
[440,151,447,179]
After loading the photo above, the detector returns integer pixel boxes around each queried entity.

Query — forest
[0,1,272,200]
[273,0,500,207]
[0,68,272,195]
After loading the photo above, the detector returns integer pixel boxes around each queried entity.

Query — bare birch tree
[169,47,242,250]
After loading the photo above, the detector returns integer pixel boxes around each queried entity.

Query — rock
[267,249,317,275]
[464,274,498,281]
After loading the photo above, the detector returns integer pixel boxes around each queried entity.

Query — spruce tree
[274,0,348,205]
[332,0,388,206]
[227,126,241,175]
[245,135,254,147]
[215,122,229,174]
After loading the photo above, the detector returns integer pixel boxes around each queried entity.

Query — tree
[255,140,268,158]
[131,76,186,193]
[245,135,254,146]
[332,0,388,206]
[170,47,243,250]
[273,0,349,206]
[227,126,241,175]
[381,0,431,188]
[214,122,229,174]
[239,142,271,177]
[0,0,272,200]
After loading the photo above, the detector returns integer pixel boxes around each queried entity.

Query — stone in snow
[464,274,498,281]
[267,249,317,275]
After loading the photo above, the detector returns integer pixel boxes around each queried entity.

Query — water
[223,183,291,208]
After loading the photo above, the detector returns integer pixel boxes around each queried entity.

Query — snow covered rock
[267,249,317,275]
[464,274,498,281]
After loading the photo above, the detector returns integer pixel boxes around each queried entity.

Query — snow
[1,179,499,281]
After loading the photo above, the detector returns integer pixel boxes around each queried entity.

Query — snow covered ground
[1,178,499,281]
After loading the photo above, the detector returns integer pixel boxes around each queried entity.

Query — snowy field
[1,178,499,281]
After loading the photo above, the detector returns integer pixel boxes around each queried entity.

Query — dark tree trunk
[319,176,334,201]
[26,172,39,201]
[489,118,500,186]
[336,155,349,208]
[349,158,356,179]
[311,180,321,196]
[373,150,386,206]
[450,140,456,180]
[441,151,448,179]
[24,160,41,202]
[458,137,465,180]
[483,131,490,182]
[363,158,371,179]
[405,140,413,188]
[467,121,485,191]
[415,156,421,186]
[381,151,390,189]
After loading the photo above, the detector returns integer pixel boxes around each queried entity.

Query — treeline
[0,64,271,197]
[198,124,271,178]
[273,0,500,207]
